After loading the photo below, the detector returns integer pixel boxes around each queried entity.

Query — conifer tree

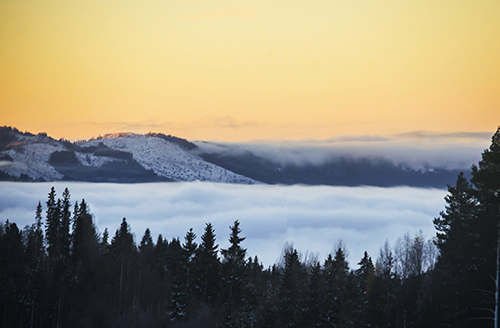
[356,252,374,296]
[323,245,350,327]
[0,221,25,328]
[139,228,154,268]
[45,187,60,259]
[70,199,99,326]
[182,228,197,294]
[59,188,71,261]
[72,199,99,266]
[221,221,247,305]
[194,223,220,303]
[221,220,249,326]
[111,218,137,317]
[24,202,46,328]
[471,126,500,326]
[305,262,323,328]
[278,248,305,327]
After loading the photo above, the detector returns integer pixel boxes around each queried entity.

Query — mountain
[0,127,257,184]
[0,126,466,187]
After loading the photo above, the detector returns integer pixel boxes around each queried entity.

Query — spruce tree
[59,188,71,261]
[70,199,99,326]
[221,221,247,305]
[45,187,60,259]
[182,228,197,294]
[323,246,350,327]
[278,248,305,327]
[0,221,25,328]
[194,223,220,304]
[221,220,249,326]
[471,126,500,326]
[111,218,137,317]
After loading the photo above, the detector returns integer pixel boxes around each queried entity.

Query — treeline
[1,128,499,328]
[0,190,437,328]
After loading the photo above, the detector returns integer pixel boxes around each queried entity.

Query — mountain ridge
[0,126,467,187]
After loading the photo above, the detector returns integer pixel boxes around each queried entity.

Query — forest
[0,128,499,328]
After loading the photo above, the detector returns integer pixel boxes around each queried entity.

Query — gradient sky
[1,0,499,141]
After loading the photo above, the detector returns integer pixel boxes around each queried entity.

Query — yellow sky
[1,0,499,141]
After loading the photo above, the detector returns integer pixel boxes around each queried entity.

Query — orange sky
[1,0,499,141]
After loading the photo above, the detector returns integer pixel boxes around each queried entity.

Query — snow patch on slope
[83,136,258,184]
[2,143,64,180]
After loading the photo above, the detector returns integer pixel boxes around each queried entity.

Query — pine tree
[471,126,500,326]
[59,188,71,261]
[0,221,26,328]
[182,228,197,297]
[278,248,305,327]
[221,220,249,326]
[183,228,197,262]
[111,218,137,317]
[24,202,46,328]
[72,199,99,266]
[354,252,375,326]
[194,223,220,304]
[305,262,323,328]
[139,228,154,269]
[323,246,350,327]
[45,187,60,259]
[70,199,99,327]
[221,221,247,305]
[432,127,500,327]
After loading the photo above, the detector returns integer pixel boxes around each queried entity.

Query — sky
[1,0,499,141]
[0,182,446,268]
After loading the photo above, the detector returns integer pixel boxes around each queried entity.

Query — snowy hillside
[0,133,65,181]
[82,134,256,183]
[0,127,258,184]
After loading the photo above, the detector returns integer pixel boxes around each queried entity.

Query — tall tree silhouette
[111,218,137,318]
[194,223,220,304]
[221,220,249,326]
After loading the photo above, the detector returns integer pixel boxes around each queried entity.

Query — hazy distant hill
[197,145,465,188]
[0,126,466,187]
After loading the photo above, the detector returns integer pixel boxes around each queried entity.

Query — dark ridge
[200,151,467,188]
[145,132,198,150]
[0,170,41,182]
[75,142,133,160]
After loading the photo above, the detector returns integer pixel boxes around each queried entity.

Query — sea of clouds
[0,182,448,268]
[194,131,491,171]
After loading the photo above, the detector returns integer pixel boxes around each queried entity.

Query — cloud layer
[0,182,447,267]
[194,131,491,171]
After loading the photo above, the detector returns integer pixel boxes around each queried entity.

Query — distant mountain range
[0,126,466,187]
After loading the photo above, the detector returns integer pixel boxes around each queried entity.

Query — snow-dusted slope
[82,135,257,184]
[0,128,258,184]
[0,133,65,180]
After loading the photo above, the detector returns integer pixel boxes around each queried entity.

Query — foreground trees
[432,127,500,328]
[0,127,499,328]
[0,189,438,328]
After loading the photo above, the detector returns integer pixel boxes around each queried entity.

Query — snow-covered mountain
[0,127,257,184]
